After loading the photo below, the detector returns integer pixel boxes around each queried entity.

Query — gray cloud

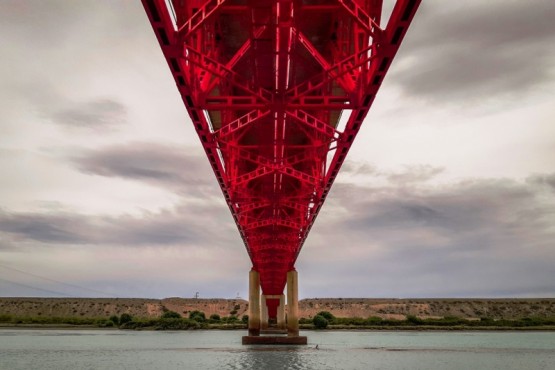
[0,212,84,244]
[330,176,554,247]
[385,165,444,184]
[0,202,236,248]
[49,98,127,129]
[0,1,145,47]
[1,142,234,248]
[342,160,444,185]
[0,201,247,298]
[71,142,219,196]
[0,1,150,131]
[528,173,555,191]
[341,161,378,176]
[390,0,555,101]
[300,173,555,297]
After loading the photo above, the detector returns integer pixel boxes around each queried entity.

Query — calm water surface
[1,329,554,370]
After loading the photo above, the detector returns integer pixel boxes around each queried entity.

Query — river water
[1,329,553,370]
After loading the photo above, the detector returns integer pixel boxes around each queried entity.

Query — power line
[0,264,120,297]
[0,277,77,297]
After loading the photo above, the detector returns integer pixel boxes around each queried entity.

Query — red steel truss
[141,0,420,295]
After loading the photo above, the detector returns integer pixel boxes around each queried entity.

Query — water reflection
[224,346,324,370]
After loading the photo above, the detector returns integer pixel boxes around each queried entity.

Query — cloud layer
[300,169,555,298]
[50,98,127,130]
[71,142,218,196]
[2,152,554,297]
[391,0,555,101]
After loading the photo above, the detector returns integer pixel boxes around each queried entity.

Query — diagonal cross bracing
[295,30,356,94]
[215,110,271,139]
[205,25,267,94]
[286,110,342,140]
[336,0,383,38]
[286,42,378,100]
[243,218,305,232]
[177,0,227,40]
[182,44,273,102]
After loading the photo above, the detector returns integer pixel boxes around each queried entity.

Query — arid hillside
[0,298,249,319]
[1,297,554,320]
[299,298,555,320]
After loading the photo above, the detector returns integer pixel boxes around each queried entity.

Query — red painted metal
[141,0,421,297]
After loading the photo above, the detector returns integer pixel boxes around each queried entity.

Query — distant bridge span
[141,0,420,343]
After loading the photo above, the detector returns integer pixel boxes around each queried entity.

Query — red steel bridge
[141,0,420,342]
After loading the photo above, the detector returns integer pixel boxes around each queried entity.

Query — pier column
[260,294,269,329]
[277,294,286,329]
[248,269,260,336]
[286,269,299,337]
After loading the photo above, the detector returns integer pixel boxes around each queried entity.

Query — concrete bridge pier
[247,269,260,336]
[277,294,286,329]
[242,269,306,345]
[260,294,269,330]
[286,269,299,337]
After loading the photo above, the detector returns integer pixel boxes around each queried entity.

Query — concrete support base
[260,328,287,335]
[242,336,308,345]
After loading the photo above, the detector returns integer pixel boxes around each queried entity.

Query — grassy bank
[301,312,555,330]
[0,312,247,330]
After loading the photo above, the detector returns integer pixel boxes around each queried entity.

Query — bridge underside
[142,0,420,336]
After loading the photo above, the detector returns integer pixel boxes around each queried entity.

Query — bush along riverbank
[301,311,555,330]
[0,311,248,330]
[2,310,555,330]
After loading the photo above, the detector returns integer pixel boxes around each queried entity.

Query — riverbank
[2,297,554,332]
[2,314,554,331]
[2,297,555,321]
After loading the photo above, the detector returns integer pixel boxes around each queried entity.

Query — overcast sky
[1,0,554,299]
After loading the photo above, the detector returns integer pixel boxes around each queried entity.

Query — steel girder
[141,0,421,294]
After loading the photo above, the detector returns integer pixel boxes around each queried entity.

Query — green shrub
[313,314,328,329]
[156,318,200,330]
[161,311,182,319]
[316,311,335,322]
[189,310,206,322]
[209,314,221,322]
[120,318,158,330]
[119,313,133,325]
[95,319,114,327]
[406,315,423,325]
[109,315,119,325]
[241,315,249,323]
[220,315,239,323]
